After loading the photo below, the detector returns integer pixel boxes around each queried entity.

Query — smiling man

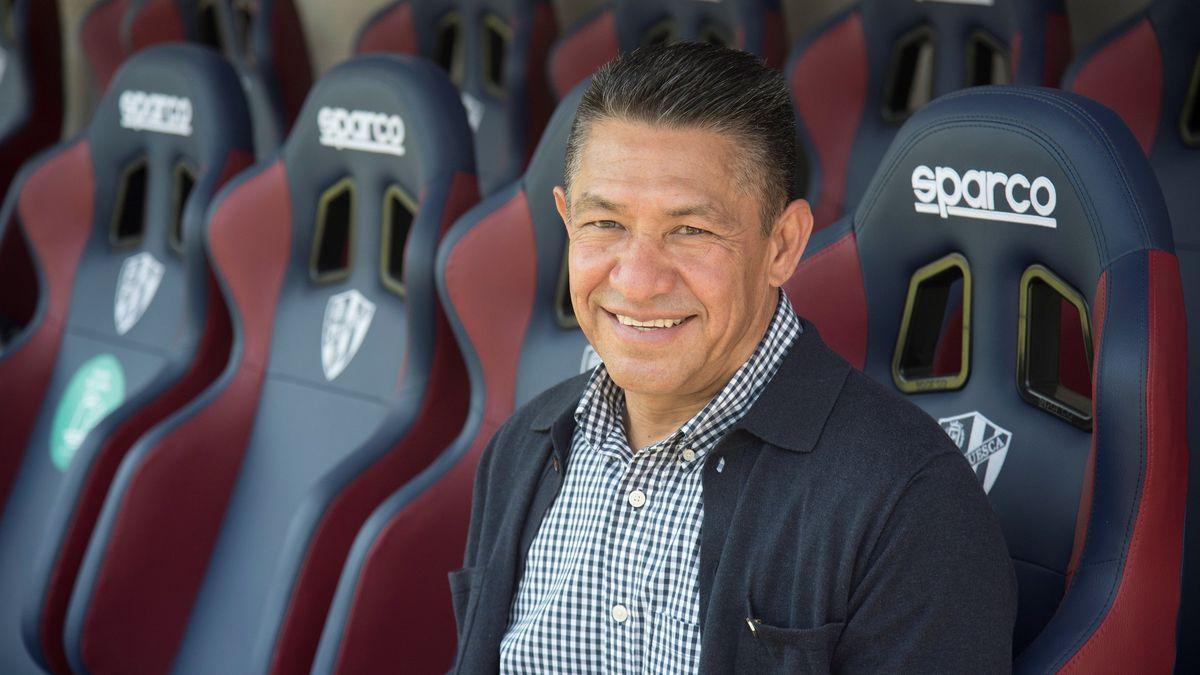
[451,43,1016,673]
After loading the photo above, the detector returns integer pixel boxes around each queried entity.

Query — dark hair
[564,41,796,232]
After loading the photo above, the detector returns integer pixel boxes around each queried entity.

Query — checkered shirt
[498,292,802,674]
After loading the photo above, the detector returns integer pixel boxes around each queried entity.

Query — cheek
[567,242,610,303]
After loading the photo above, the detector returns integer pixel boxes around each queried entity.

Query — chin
[602,355,691,396]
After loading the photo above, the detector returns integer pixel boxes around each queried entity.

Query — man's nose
[608,235,675,302]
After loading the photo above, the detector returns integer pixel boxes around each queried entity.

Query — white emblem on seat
[113,252,166,335]
[938,411,1012,493]
[461,92,484,132]
[579,344,602,373]
[321,289,376,381]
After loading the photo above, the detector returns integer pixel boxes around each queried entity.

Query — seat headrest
[853,85,1173,293]
[611,0,782,56]
[88,43,253,170]
[523,79,584,238]
[282,54,474,192]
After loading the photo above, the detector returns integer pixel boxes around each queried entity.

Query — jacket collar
[529,317,851,456]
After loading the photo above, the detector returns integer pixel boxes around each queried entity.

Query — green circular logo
[50,354,125,471]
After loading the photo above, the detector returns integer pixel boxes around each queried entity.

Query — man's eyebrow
[665,202,722,219]
[572,192,626,214]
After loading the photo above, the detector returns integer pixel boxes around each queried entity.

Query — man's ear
[767,199,814,287]
[554,186,570,233]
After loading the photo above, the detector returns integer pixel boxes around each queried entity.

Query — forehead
[569,118,749,211]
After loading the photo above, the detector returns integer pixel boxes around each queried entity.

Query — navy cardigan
[451,319,1017,673]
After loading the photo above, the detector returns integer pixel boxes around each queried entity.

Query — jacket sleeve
[462,425,501,569]
[834,451,1018,673]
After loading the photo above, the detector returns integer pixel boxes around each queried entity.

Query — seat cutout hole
[965,31,1010,87]
[311,178,355,283]
[555,244,577,328]
[111,159,149,246]
[169,162,197,255]
[435,12,465,85]
[196,0,222,49]
[884,26,935,122]
[640,19,674,48]
[1018,266,1092,430]
[231,0,257,64]
[698,22,731,49]
[380,185,416,296]
[1182,52,1200,146]
[482,13,512,99]
[892,253,971,393]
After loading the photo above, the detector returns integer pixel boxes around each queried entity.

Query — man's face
[556,119,811,402]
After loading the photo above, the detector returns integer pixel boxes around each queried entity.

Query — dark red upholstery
[1063,2,1200,665]
[75,161,292,675]
[0,142,95,509]
[783,226,867,369]
[81,0,187,93]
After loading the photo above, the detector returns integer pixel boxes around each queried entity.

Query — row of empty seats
[0,0,1195,673]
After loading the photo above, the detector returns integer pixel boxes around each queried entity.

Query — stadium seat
[787,0,1071,231]
[548,0,786,100]
[309,82,591,674]
[355,0,558,197]
[0,0,63,202]
[60,54,478,675]
[784,86,1187,670]
[80,0,188,94]
[80,0,311,157]
[1062,4,1200,667]
[0,43,253,673]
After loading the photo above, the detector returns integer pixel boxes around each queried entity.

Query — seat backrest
[356,0,558,197]
[548,0,785,99]
[0,0,63,201]
[1061,0,1200,666]
[785,86,1187,670]
[308,82,590,675]
[60,55,478,675]
[0,42,253,672]
[788,0,1070,231]
[80,0,188,94]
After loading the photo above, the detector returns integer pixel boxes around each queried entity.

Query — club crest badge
[321,289,376,381]
[114,252,165,335]
[461,92,484,132]
[938,411,1012,493]
[579,344,602,373]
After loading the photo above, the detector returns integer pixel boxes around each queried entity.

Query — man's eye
[677,225,708,236]
[588,220,621,229]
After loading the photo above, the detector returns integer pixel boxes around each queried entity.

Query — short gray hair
[563,41,796,233]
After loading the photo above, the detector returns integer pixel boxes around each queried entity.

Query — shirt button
[627,489,647,508]
[682,448,696,462]
[612,604,630,623]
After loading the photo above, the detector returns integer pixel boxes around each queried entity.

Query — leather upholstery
[1063,1,1200,666]
[61,55,478,675]
[356,0,558,196]
[309,82,591,675]
[0,43,253,673]
[785,86,1188,671]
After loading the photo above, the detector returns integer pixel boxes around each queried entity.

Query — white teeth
[615,313,685,329]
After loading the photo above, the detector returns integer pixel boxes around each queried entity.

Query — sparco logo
[119,90,193,137]
[318,106,406,157]
[912,164,1058,228]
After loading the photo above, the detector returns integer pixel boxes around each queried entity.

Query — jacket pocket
[737,618,845,673]
[448,565,485,639]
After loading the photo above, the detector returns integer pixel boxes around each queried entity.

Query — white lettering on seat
[119,90,194,137]
[911,164,1058,228]
[317,106,407,157]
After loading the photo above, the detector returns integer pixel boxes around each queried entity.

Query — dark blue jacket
[451,319,1017,673]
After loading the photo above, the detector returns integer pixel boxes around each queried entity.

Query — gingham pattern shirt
[498,293,802,674]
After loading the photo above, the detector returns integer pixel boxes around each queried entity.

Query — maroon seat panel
[77,161,292,675]
[0,142,94,511]
[266,171,480,675]
[330,190,539,674]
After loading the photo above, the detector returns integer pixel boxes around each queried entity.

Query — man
[451,42,1016,673]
